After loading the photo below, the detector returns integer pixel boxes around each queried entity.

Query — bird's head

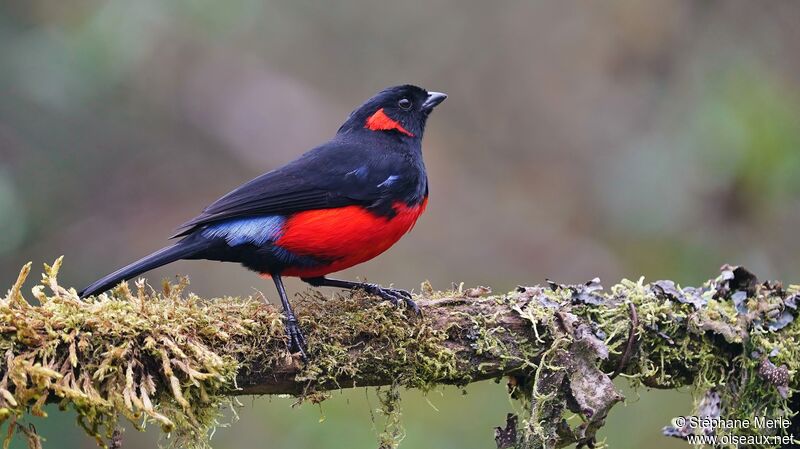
[337,85,447,139]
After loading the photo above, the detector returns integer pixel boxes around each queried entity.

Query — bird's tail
[79,241,206,298]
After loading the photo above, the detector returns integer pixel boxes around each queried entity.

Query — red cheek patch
[365,108,414,137]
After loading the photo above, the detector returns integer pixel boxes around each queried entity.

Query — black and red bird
[79,84,446,358]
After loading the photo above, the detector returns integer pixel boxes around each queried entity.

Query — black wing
[172,140,407,237]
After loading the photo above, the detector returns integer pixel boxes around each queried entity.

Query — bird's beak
[422,91,447,111]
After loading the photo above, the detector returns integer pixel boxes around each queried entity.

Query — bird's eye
[398,98,412,110]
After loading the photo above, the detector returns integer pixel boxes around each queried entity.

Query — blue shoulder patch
[346,166,369,180]
[201,215,285,246]
[377,175,400,188]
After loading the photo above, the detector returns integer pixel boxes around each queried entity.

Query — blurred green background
[1,0,800,448]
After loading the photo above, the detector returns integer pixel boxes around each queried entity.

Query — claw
[396,289,413,299]
[363,284,421,315]
[404,297,422,315]
[285,318,308,362]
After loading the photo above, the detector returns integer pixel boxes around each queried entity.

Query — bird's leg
[301,276,420,315]
[271,273,308,360]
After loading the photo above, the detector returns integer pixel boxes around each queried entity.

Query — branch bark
[1,260,798,449]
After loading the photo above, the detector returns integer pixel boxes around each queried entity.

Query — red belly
[276,198,427,277]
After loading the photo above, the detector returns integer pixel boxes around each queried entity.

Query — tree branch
[237,293,549,395]
[1,259,798,449]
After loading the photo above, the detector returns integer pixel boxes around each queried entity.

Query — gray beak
[422,91,447,111]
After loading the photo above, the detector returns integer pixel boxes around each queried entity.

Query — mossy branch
[1,258,799,449]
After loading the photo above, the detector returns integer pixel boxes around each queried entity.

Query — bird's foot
[284,317,308,362]
[361,283,421,315]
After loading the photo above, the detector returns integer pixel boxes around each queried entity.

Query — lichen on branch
[0,258,798,449]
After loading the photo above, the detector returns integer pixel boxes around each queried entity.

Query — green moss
[0,259,280,448]
[374,384,404,449]
[292,290,462,392]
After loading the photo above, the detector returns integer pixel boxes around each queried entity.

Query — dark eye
[398,98,412,110]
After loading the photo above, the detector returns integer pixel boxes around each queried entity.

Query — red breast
[276,198,428,277]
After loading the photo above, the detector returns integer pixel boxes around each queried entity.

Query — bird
[79,84,446,360]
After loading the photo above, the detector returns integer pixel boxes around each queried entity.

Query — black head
[337,85,447,139]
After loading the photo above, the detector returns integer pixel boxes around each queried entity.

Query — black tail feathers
[79,241,205,298]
